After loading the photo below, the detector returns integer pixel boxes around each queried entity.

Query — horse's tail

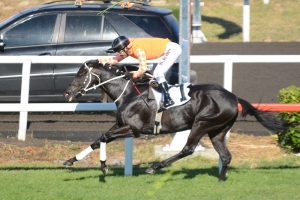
[237,98,289,133]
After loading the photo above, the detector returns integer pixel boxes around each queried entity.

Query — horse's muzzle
[64,92,73,102]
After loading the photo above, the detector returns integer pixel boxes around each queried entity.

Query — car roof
[40,1,172,13]
[1,0,173,28]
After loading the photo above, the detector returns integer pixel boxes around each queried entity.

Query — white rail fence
[1,55,300,175]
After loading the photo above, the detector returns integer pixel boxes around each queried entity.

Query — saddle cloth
[150,82,192,109]
[147,82,191,134]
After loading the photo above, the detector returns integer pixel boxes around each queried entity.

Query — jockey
[96,36,182,110]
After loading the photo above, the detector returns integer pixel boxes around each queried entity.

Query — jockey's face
[117,47,130,58]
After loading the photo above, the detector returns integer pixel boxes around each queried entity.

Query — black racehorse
[63,61,289,181]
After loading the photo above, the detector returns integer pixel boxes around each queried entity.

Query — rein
[131,81,149,107]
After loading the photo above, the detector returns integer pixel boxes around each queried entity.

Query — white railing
[1,55,300,175]
[1,55,300,139]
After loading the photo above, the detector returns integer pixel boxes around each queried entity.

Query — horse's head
[64,62,101,102]
[64,62,153,102]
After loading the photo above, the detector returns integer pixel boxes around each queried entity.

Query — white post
[192,0,207,43]
[124,137,133,176]
[219,59,233,173]
[263,0,269,4]
[164,0,192,155]
[179,0,191,84]
[223,59,233,92]
[243,0,250,42]
[18,60,31,141]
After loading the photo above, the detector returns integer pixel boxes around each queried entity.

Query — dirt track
[0,42,299,143]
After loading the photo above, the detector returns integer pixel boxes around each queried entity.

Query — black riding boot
[159,81,174,109]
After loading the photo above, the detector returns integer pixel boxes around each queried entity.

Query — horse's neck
[99,72,131,102]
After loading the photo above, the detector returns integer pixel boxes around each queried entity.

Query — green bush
[277,85,300,152]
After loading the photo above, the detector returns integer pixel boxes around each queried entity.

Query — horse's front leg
[63,123,119,167]
[62,140,103,168]
[97,124,137,174]
[63,124,135,175]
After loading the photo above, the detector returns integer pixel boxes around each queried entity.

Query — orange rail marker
[238,103,300,112]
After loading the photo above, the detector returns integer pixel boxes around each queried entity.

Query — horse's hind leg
[208,119,236,181]
[146,124,209,174]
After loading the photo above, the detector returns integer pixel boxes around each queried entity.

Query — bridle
[73,63,154,103]
[76,63,130,102]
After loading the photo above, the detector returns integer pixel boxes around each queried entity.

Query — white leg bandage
[100,142,107,161]
[76,146,93,161]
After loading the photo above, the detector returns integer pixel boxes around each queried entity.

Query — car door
[54,13,119,102]
[0,13,59,102]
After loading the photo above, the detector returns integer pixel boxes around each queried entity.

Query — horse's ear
[86,59,99,67]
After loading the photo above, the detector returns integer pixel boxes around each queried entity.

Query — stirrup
[157,99,174,113]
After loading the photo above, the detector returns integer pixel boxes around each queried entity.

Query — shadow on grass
[0,165,220,180]
[60,165,222,182]
[1,164,299,182]
[202,15,242,39]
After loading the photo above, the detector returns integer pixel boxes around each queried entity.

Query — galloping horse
[63,61,288,181]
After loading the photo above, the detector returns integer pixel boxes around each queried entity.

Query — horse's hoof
[63,161,73,167]
[101,167,108,176]
[146,167,156,174]
[218,176,227,182]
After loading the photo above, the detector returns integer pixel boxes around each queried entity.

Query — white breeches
[153,42,182,84]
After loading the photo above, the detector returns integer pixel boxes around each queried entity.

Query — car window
[64,15,102,42]
[3,14,57,47]
[102,18,118,40]
[124,15,172,39]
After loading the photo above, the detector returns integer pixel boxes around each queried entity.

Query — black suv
[0,0,181,103]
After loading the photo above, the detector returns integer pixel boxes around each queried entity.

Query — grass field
[1,155,300,200]
[1,134,300,199]
[160,0,300,42]
[1,0,300,42]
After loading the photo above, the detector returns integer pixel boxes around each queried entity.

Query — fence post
[18,59,31,141]
[124,137,133,176]
[243,0,250,42]
[192,0,207,43]
[219,59,233,173]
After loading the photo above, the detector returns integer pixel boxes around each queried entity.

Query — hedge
[277,85,300,152]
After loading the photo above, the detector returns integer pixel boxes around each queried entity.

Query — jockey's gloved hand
[124,72,132,80]
[85,59,99,66]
